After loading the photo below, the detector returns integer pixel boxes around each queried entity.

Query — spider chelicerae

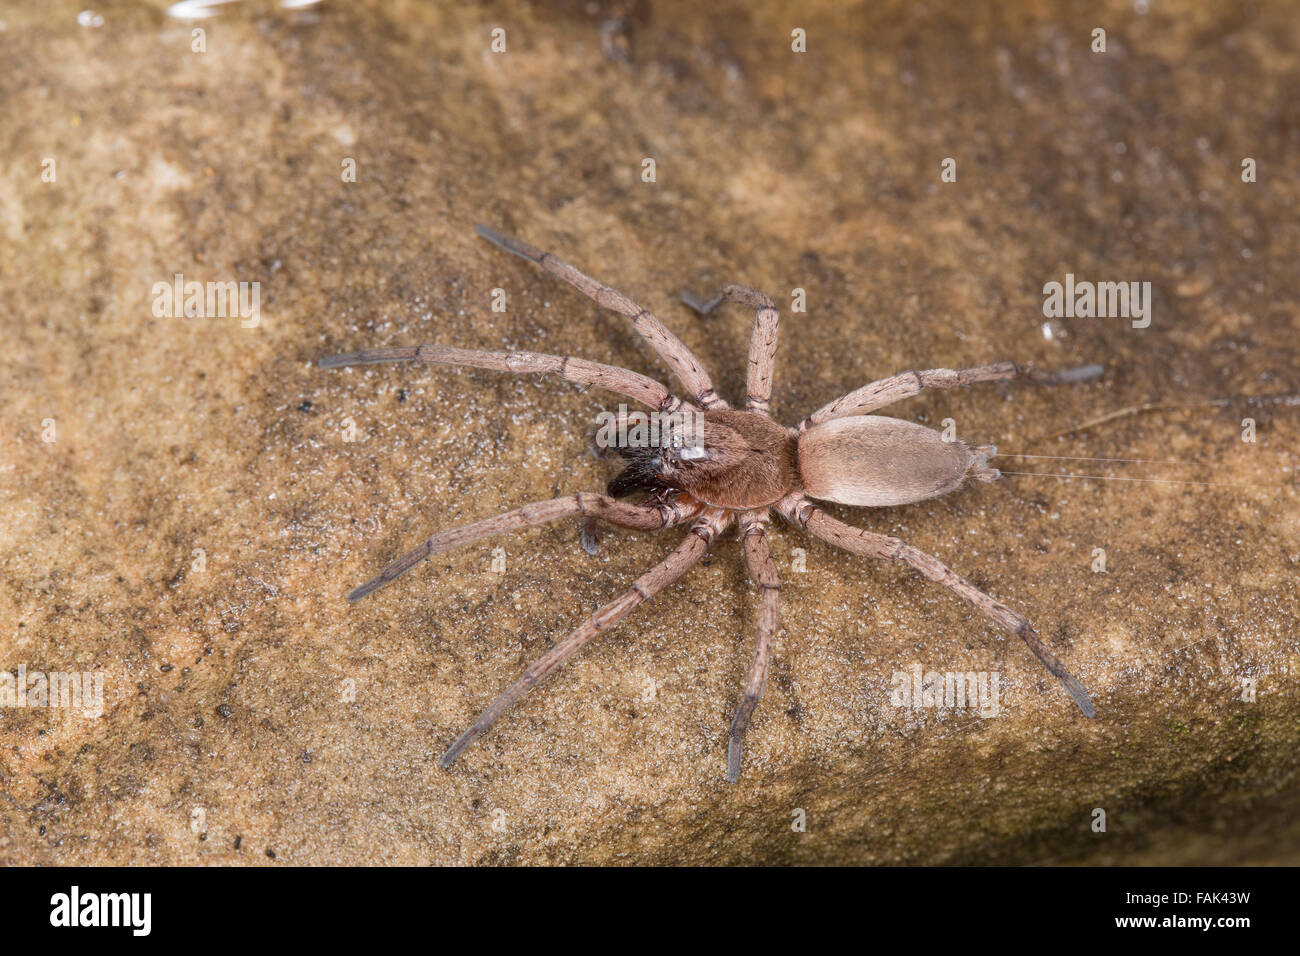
[320,225,1101,782]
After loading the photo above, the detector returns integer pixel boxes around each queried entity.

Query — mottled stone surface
[1,0,1298,865]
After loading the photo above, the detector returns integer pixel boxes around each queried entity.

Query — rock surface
[1,0,1298,865]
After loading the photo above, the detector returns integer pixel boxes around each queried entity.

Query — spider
[320,225,1102,782]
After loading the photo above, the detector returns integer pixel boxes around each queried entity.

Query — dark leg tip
[680,291,719,315]
[439,728,478,768]
[1062,675,1096,718]
[346,580,379,602]
[1066,363,1104,383]
[580,517,600,556]
[1038,363,1104,384]
[474,223,544,263]
[726,740,742,783]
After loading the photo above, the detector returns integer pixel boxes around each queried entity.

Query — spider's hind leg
[779,493,1095,718]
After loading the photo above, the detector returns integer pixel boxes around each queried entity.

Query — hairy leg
[348,493,703,602]
[801,361,1103,429]
[778,493,1095,717]
[475,224,727,409]
[439,509,733,768]
[319,344,688,414]
[681,285,781,414]
[727,509,781,782]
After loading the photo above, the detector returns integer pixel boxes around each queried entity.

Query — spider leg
[778,493,1095,718]
[801,361,1104,429]
[319,344,690,415]
[579,516,601,556]
[681,285,780,414]
[475,224,728,410]
[582,409,643,557]
[439,509,733,768]
[727,509,780,783]
[347,493,704,602]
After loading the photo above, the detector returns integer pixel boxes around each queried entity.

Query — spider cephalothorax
[610,409,797,510]
[321,225,1102,782]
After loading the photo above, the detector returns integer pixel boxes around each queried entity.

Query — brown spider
[320,225,1102,782]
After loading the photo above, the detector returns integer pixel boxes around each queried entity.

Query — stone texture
[1,0,1298,865]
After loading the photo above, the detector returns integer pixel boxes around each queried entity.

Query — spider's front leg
[345,492,701,602]
[319,343,688,415]
[681,285,781,414]
[578,487,694,558]
[475,224,728,410]
[778,493,1095,718]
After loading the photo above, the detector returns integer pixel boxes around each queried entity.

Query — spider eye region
[603,408,796,509]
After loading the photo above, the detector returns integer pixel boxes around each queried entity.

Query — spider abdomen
[797,415,997,507]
